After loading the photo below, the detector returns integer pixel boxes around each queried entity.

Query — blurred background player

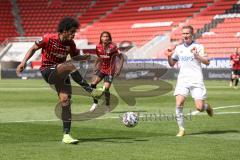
[165,25,213,137]
[16,17,102,144]
[229,48,240,89]
[89,31,124,112]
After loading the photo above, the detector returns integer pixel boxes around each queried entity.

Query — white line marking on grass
[1,117,121,123]
[0,119,59,123]
[189,104,240,115]
[187,111,240,116]
[213,105,240,110]
[96,116,120,120]
[0,87,50,91]
[190,111,200,115]
[1,104,240,123]
[206,86,235,89]
[213,112,240,115]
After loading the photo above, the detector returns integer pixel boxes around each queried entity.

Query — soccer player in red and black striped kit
[230,48,240,89]
[89,31,124,112]
[16,17,102,144]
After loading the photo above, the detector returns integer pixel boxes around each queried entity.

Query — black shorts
[232,69,240,76]
[95,70,113,83]
[41,65,71,94]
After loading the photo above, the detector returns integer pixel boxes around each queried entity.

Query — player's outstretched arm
[16,44,41,76]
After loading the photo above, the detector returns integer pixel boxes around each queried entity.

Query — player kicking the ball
[165,25,213,137]
[16,17,103,144]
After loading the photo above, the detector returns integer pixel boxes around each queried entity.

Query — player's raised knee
[60,95,71,107]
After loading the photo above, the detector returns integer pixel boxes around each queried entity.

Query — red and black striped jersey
[230,53,240,70]
[35,33,78,71]
[96,42,120,75]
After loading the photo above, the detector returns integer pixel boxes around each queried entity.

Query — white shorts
[174,83,207,100]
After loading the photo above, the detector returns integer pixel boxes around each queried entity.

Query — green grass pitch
[0,79,239,160]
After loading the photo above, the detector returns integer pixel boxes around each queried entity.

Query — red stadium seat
[78,0,215,46]
[0,1,19,42]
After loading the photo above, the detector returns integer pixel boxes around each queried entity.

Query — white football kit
[172,42,207,100]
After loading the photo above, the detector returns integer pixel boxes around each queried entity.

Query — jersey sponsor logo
[51,44,66,51]
[49,40,69,53]
[50,51,67,58]
[99,55,110,58]
[179,55,194,61]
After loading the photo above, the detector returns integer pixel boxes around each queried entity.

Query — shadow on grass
[189,130,240,135]
[79,137,143,143]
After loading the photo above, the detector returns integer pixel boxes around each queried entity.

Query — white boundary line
[1,104,240,123]
[190,104,240,115]
[211,112,240,115]
[213,105,240,110]
[0,88,50,91]
[1,119,60,123]
[190,111,200,115]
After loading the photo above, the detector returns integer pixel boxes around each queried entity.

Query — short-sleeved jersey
[96,42,119,75]
[35,33,78,71]
[172,42,206,85]
[230,53,240,70]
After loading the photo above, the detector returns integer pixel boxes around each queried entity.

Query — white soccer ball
[122,112,139,128]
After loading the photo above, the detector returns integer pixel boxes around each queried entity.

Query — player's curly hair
[57,17,79,33]
[99,31,112,44]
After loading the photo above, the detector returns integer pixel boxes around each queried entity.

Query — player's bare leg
[230,74,235,87]
[230,74,239,89]
[90,76,102,112]
[103,82,111,112]
[230,79,233,87]
[195,100,213,117]
[90,78,111,112]
[234,75,239,89]
[58,89,78,144]
[175,95,186,137]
